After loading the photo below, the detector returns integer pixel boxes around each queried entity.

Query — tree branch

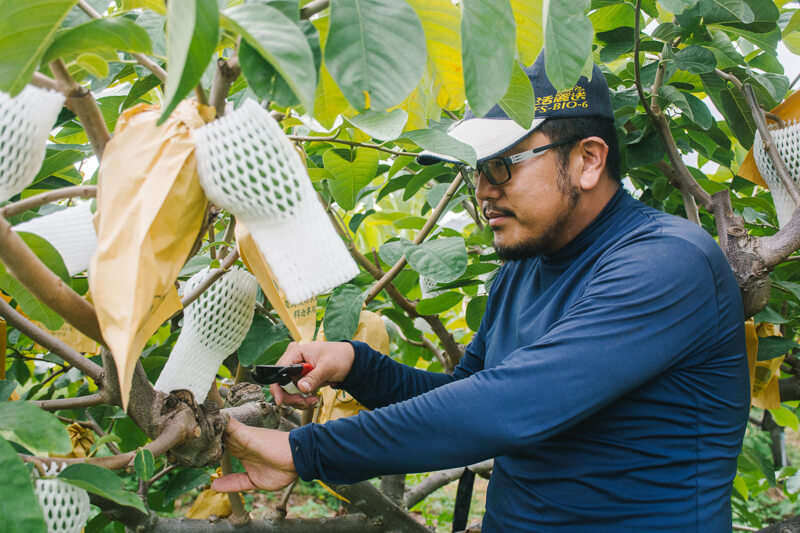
[300,0,330,19]
[30,73,60,92]
[0,185,97,219]
[364,172,464,304]
[33,393,106,411]
[0,217,104,345]
[289,135,419,158]
[179,248,240,308]
[329,481,431,533]
[50,59,111,160]
[0,297,104,381]
[404,459,493,509]
[147,515,383,533]
[210,57,240,118]
[77,0,167,83]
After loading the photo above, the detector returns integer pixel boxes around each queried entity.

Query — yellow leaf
[406,0,466,110]
[393,68,440,132]
[121,0,166,15]
[510,0,544,67]
[312,15,355,130]
[90,101,212,410]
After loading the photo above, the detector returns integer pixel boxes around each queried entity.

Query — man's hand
[270,341,355,408]
[212,418,297,493]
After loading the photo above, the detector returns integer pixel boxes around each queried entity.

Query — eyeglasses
[459,137,583,190]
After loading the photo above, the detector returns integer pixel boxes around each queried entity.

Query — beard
[492,166,580,261]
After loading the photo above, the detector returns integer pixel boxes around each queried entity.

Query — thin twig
[77,0,167,83]
[179,249,240,308]
[31,73,60,92]
[33,393,106,411]
[300,0,330,19]
[0,186,97,219]
[50,59,111,160]
[210,57,240,118]
[221,451,250,524]
[0,298,104,381]
[148,464,177,485]
[288,135,419,157]
[364,173,464,304]
[84,409,122,454]
[273,479,298,518]
[195,85,208,106]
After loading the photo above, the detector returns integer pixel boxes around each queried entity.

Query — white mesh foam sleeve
[194,99,358,304]
[34,463,90,533]
[0,86,65,203]
[13,203,97,276]
[420,276,445,299]
[155,267,258,402]
[754,119,800,228]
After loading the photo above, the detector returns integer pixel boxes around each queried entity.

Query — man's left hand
[212,418,297,492]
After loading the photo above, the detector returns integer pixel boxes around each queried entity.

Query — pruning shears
[252,363,313,394]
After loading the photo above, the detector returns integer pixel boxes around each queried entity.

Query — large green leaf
[323,148,380,210]
[134,449,155,482]
[0,438,47,533]
[0,0,77,95]
[461,0,516,117]
[160,0,218,124]
[699,0,754,24]
[238,315,290,367]
[406,237,468,283]
[59,464,147,513]
[416,291,463,314]
[466,294,487,331]
[498,61,535,129]
[543,0,592,91]
[42,17,152,64]
[757,336,800,362]
[223,5,317,114]
[672,45,716,74]
[400,129,477,166]
[659,0,699,15]
[510,0,543,67]
[345,109,409,141]
[325,0,426,111]
[322,284,365,341]
[164,468,210,502]
[0,401,71,454]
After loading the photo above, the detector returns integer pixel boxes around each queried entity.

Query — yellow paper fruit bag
[185,468,243,519]
[745,320,785,410]
[89,101,213,409]
[314,310,389,423]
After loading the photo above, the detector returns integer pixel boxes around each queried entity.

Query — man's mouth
[483,206,514,227]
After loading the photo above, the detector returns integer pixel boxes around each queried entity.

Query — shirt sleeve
[290,237,727,484]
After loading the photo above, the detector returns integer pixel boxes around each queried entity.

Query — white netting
[420,276,445,299]
[34,463,90,533]
[0,86,65,203]
[194,99,358,304]
[754,119,800,228]
[13,202,97,276]
[155,267,258,402]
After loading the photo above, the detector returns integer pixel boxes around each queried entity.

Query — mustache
[482,203,515,218]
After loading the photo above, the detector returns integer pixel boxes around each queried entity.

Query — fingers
[275,342,306,366]
[212,472,257,493]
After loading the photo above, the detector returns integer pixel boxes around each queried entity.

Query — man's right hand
[270,341,355,408]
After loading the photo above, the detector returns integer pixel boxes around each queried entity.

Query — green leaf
[59,464,147,513]
[732,474,748,501]
[0,401,71,454]
[42,17,153,64]
[238,315,290,367]
[163,468,210,502]
[322,284,365,341]
[757,336,799,361]
[753,306,789,325]
[0,380,16,401]
[461,0,516,117]
[345,109,409,141]
[224,5,317,113]
[416,291,464,314]
[498,62,535,129]
[658,0,699,15]
[466,294,487,331]
[769,407,799,431]
[134,448,155,482]
[0,437,48,533]
[659,85,693,121]
[0,0,77,95]
[738,445,775,486]
[625,131,665,169]
[699,0,754,24]
[543,0,592,91]
[684,92,713,130]
[325,0,426,111]
[400,129,477,166]
[406,237,468,283]
[323,148,380,210]
[379,239,408,266]
[672,45,716,74]
[15,232,70,283]
[160,0,219,124]
[88,434,122,457]
[589,3,634,33]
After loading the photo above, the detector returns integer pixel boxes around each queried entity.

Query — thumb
[212,472,257,493]
[298,368,325,393]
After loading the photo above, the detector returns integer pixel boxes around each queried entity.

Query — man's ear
[577,136,609,191]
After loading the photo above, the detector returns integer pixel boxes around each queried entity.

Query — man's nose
[474,172,501,203]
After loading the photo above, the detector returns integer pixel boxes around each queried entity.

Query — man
[213,53,750,531]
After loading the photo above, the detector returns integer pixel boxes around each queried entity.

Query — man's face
[475,131,581,259]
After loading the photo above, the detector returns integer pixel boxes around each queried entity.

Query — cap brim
[417,117,546,166]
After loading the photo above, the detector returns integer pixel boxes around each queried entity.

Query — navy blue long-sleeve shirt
[289,188,750,531]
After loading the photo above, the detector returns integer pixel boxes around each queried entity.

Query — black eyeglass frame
[459,136,584,190]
